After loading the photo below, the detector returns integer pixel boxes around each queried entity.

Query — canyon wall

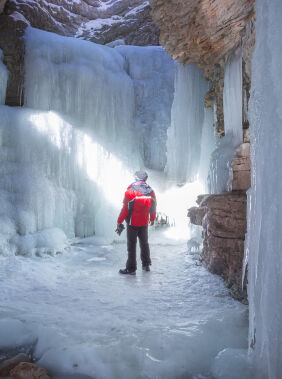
[149,0,255,300]
[150,0,255,136]
[188,143,251,301]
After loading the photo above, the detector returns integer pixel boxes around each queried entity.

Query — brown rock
[0,15,26,105]
[0,354,30,377]
[0,0,7,14]
[188,192,247,302]
[187,206,207,226]
[10,362,50,379]
[232,143,251,190]
[149,0,255,76]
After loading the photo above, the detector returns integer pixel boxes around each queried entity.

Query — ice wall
[198,107,216,192]
[0,49,8,105]
[209,52,243,194]
[24,28,137,167]
[0,28,175,254]
[166,64,209,184]
[246,0,282,377]
[117,46,175,171]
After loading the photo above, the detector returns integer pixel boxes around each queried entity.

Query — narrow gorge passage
[0,232,248,379]
[0,21,251,379]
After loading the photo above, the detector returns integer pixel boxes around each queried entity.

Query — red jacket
[117,181,157,227]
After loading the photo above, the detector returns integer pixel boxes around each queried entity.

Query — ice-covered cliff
[149,0,255,136]
[0,27,174,255]
[246,0,282,376]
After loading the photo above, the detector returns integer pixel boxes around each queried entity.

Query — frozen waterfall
[209,52,243,194]
[0,28,175,254]
[246,0,282,377]
[165,64,209,184]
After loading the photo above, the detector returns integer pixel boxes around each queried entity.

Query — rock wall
[188,143,251,302]
[3,0,159,46]
[149,0,255,136]
[149,0,254,75]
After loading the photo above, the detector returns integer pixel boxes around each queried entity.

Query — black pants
[126,225,151,271]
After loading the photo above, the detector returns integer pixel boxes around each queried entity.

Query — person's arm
[117,194,130,225]
[150,191,157,225]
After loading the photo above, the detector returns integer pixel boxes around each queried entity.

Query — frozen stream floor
[0,231,249,379]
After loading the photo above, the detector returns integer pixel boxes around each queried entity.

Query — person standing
[117,171,157,275]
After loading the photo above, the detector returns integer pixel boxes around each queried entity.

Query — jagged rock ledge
[189,192,247,302]
[149,0,255,136]
[188,143,251,303]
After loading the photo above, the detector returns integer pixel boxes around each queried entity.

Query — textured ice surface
[209,52,243,194]
[0,232,249,379]
[0,49,8,105]
[246,0,282,377]
[199,108,216,192]
[0,28,175,254]
[166,64,209,184]
[223,50,243,146]
[117,45,175,170]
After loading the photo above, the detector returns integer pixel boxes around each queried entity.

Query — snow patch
[125,1,149,17]
[10,11,31,25]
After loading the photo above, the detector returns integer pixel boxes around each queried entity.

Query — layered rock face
[188,143,251,302]
[189,193,247,302]
[149,0,254,75]
[3,0,159,46]
[150,0,255,136]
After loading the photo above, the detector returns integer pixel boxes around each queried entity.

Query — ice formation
[0,49,8,105]
[198,107,217,192]
[117,45,175,170]
[246,0,282,377]
[209,52,243,193]
[0,237,249,378]
[0,28,175,254]
[165,64,209,184]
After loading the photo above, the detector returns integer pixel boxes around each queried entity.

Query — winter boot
[119,268,136,275]
[142,265,150,272]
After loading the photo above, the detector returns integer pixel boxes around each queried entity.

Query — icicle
[116,45,175,171]
[208,51,243,194]
[247,0,282,377]
[223,49,243,146]
[0,49,9,105]
[0,28,176,253]
[165,63,208,184]
[198,107,216,192]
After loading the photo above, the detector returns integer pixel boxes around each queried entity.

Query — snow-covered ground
[0,230,251,379]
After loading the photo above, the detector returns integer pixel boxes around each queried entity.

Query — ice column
[198,107,216,192]
[246,0,282,377]
[117,45,175,171]
[0,49,8,105]
[166,64,208,184]
[24,28,137,167]
[209,52,243,193]
[223,50,243,145]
